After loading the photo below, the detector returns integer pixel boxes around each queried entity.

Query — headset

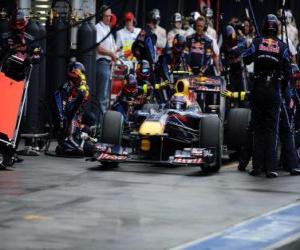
[98,4,110,21]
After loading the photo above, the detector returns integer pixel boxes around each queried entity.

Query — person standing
[204,7,217,41]
[242,14,290,178]
[277,20,297,64]
[116,12,141,60]
[186,16,220,76]
[167,13,185,48]
[222,25,247,94]
[146,9,167,57]
[185,11,201,37]
[95,5,117,125]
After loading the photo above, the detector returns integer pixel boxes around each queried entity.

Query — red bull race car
[93,74,250,173]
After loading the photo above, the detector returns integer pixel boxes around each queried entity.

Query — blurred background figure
[278,20,297,64]
[116,11,141,60]
[242,17,256,46]
[204,7,217,40]
[284,10,298,48]
[221,25,246,94]
[146,8,167,56]
[167,12,185,48]
[185,11,201,37]
[241,17,256,76]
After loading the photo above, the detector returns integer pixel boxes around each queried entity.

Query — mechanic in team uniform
[131,28,157,81]
[222,25,247,95]
[54,62,90,156]
[291,64,300,130]
[186,16,220,76]
[155,34,190,83]
[0,10,40,77]
[154,34,190,103]
[112,73,152,123]
[222,85,300,176]
[0,10,40,169]
[239,14,293,178]
[146,9,167,57]
[169,93,188,110]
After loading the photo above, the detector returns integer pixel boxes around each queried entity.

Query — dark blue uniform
[0,31,40,81]
[186,33,214,75]
[131,29,157,67]
[242,36,290,174]
[155,49,189,83]
[222,36,247,93]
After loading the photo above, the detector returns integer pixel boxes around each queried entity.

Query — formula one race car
[94,92,222,173]
[93,73,251,172]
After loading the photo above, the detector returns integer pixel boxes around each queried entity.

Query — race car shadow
[0,167,15,171]
[185,171,216,177]
[88,165,120,171]
[87,163,214,177]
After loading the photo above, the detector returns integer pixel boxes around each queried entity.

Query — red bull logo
[259,38,280,53]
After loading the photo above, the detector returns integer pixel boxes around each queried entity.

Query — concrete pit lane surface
[0,155,300,250]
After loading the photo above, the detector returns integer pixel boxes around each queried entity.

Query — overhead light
[35,5,51,8]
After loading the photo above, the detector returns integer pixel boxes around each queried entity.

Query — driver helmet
[262,14,279,36]
[123,74,138,96]
[170,93,187,110]
[136,60,151,81]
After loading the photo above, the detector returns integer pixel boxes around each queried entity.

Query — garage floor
[0,154,300,250]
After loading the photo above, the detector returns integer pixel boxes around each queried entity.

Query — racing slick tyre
[101,111,124,145]
[226,108,251,151]
[199,115,222,173]
[0,152,5,170]
[100,111,124,168]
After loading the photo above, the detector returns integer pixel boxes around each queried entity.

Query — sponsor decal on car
[97,153,127,161]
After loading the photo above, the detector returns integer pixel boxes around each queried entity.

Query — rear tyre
[226,108,251,151]
[199,115,222,173]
